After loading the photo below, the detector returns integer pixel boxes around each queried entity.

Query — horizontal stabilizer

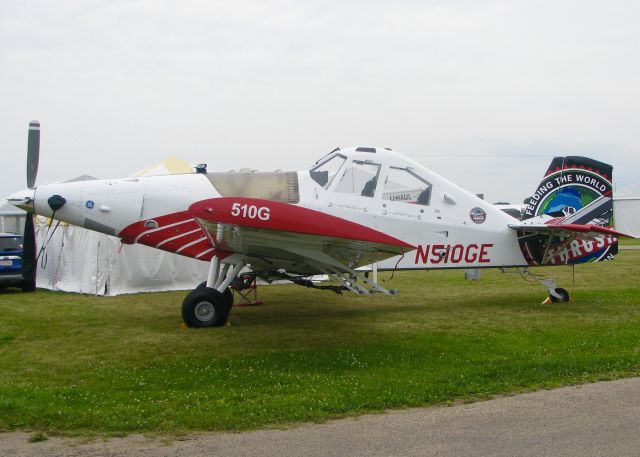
[509,220,631,239]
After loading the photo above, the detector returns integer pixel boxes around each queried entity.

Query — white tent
[36,157,209,295]
[615,183,640,238]
[36,224,208,295]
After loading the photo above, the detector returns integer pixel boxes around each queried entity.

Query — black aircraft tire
[223,288,233,307]
[550,287,570,303]
[195,282,233,306]
[182,289,231,328]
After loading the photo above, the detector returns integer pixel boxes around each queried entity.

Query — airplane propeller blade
[21,214,37,292]
[22,120,40,292]
[27,120,40,188]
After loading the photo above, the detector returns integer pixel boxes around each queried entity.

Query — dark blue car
[0,233,29,290]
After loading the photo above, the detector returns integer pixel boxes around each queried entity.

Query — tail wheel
[550,287,570,303]
[182,289,232,328]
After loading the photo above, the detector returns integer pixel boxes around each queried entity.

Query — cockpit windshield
[310,154,347,188]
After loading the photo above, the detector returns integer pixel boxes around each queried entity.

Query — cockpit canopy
[310,147,433,205]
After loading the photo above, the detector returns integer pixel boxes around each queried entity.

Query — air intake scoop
[47,194,67,212]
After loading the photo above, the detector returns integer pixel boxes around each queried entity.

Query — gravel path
[2,377,640,457]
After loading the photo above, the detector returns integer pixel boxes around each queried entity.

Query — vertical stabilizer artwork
[519,156,617,265]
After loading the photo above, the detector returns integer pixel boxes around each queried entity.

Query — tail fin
[521,156,617,263]
[523,156,614,224]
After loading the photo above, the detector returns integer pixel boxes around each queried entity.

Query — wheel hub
[194,300,215,322]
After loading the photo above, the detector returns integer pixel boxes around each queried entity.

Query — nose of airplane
[6,188,36,212]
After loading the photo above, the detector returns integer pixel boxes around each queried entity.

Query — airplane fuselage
[15,147,529,273]
[7,125,622,326]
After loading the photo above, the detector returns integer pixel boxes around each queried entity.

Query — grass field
[1,250,639,435]
[620,237,640,246]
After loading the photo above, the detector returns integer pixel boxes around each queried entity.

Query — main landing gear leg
[182,255,245,327]
[520,269,571,304]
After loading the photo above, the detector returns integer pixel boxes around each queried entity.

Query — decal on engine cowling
[414,243,494,265]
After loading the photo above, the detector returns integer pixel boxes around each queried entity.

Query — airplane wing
[118,198,414,275]
[188,197,415,275]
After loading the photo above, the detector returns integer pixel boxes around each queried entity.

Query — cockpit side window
[310,154,347,189]
[334,160,381,198]
[382,167,432,205]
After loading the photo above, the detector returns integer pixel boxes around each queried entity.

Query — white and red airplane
[7,121,628,327]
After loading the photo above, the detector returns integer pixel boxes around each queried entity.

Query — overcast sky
[2,0,638,204]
